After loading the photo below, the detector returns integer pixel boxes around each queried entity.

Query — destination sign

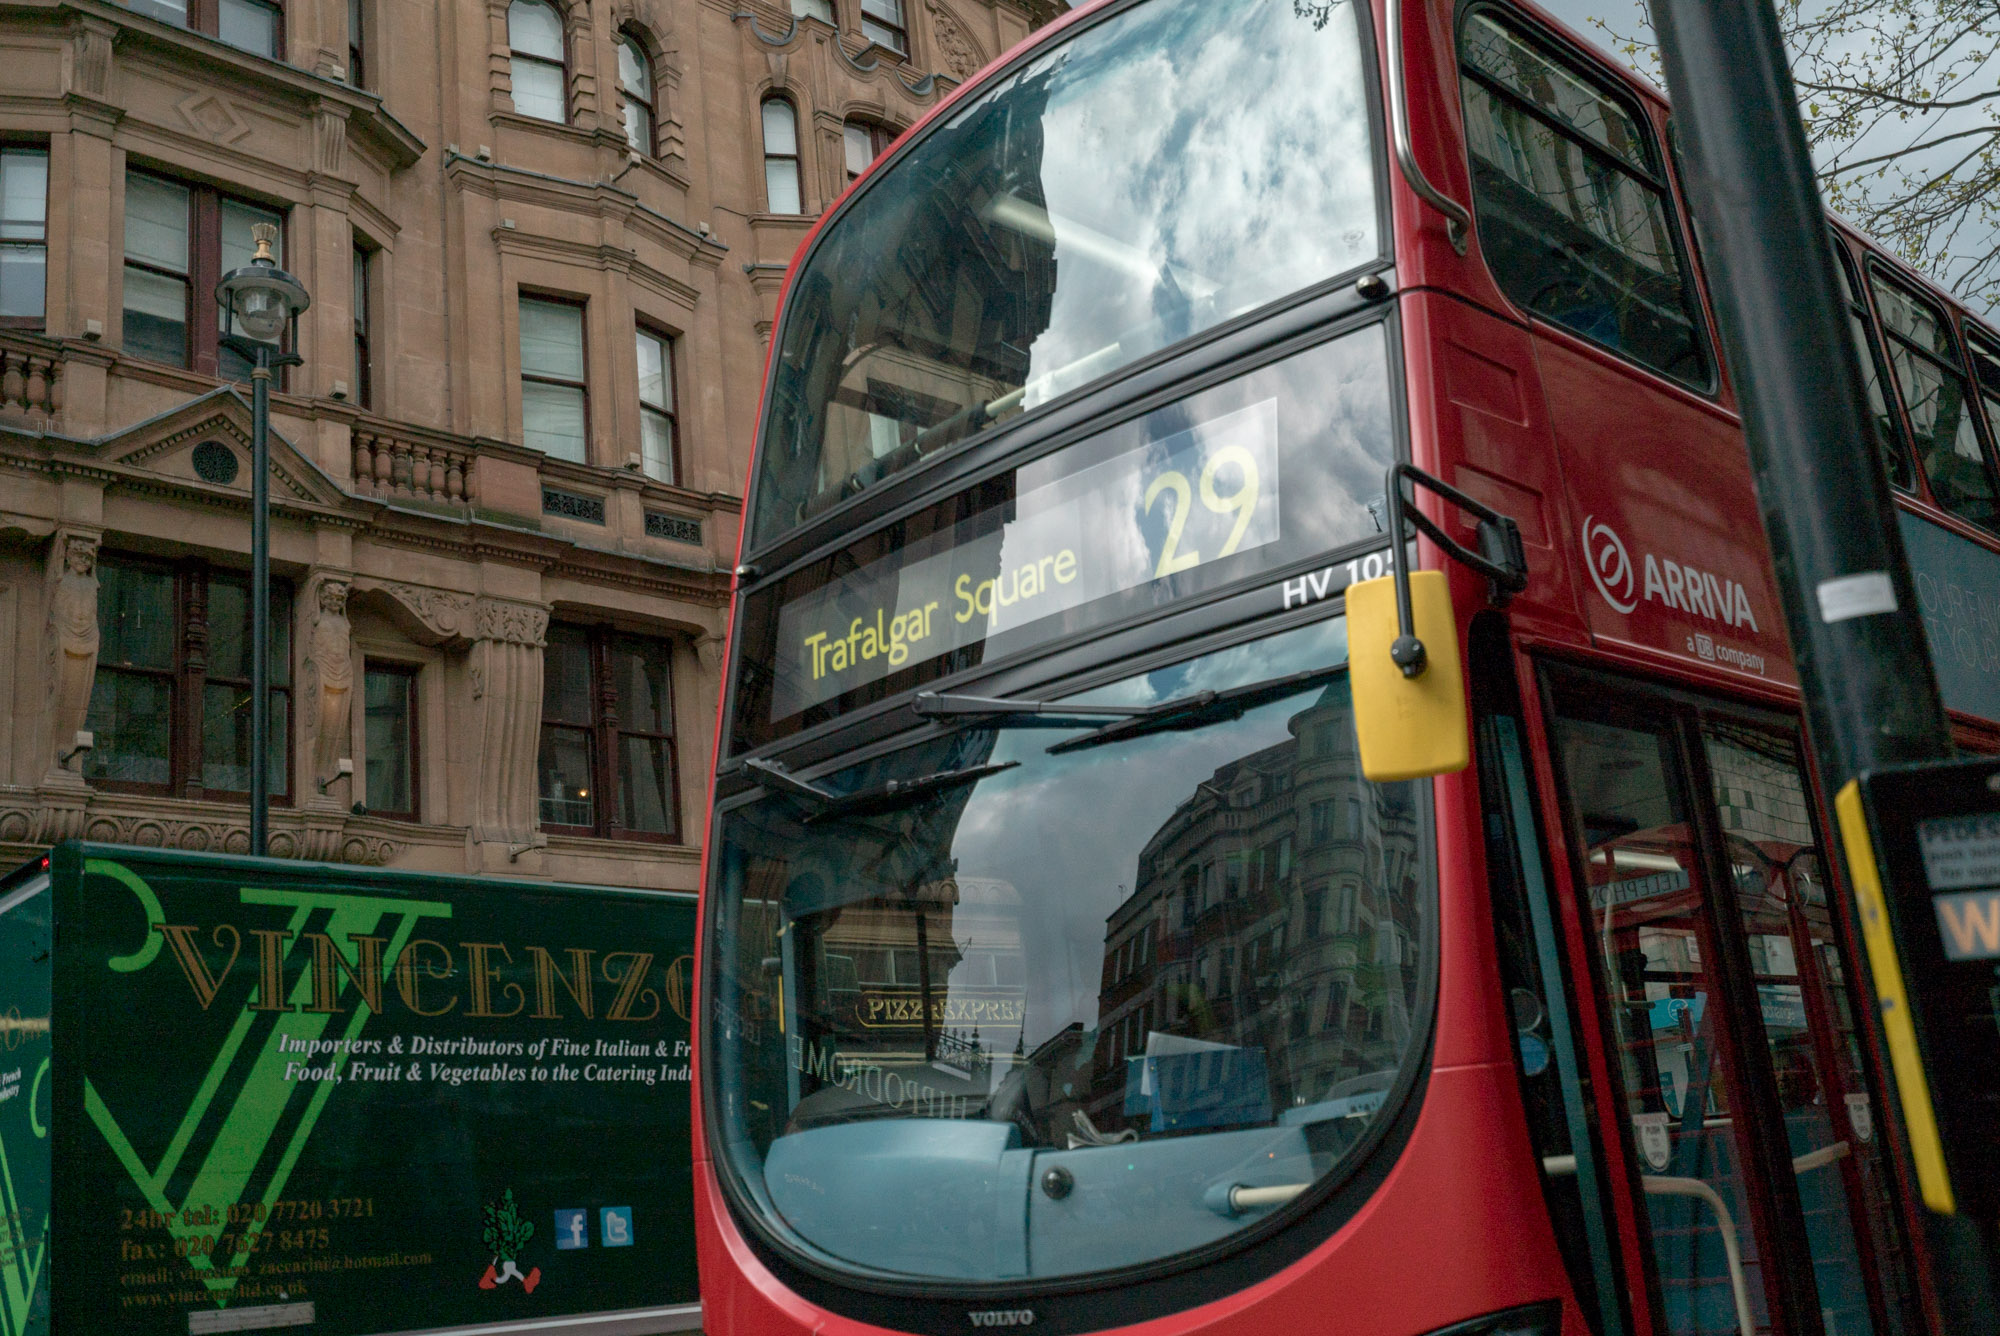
[769,399,1280,719]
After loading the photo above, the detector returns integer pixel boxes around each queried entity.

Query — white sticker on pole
[1816,571,1897,623]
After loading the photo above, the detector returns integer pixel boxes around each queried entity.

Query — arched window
[761,98,802,214]
[843,120,894,181]
[618,33,655,155]
[508,0,568,124]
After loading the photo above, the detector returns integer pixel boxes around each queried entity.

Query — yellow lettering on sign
[1939,894,2000,958]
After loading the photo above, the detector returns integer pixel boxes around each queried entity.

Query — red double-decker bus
[692,1,2000,1334]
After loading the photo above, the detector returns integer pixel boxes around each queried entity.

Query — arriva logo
[1582,515,1636,614]
[1579,516,1761,633]
[969,1310,1035,1328]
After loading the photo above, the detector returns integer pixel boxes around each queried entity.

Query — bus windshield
[708,617,1433,1282]
[749,0,1382,546]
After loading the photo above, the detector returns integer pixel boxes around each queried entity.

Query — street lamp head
[215,223,310,343]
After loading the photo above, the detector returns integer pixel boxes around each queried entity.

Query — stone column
[302,571,355,806]
[468,598,550,869]
[43,528,100,786]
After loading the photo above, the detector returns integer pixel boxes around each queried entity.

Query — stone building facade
[0,0,1049,888]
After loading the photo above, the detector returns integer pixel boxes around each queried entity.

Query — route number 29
[1143,445,1262,579]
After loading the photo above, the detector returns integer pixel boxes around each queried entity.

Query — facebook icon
[600,1206,634,1248]
[554,1208,589,1250]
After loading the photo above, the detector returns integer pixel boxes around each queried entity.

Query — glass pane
[1850,313,1913,491]
[520,298,585,379]
[1462,14,1650,171]
[123,175,189,272]
[364,668,413,814]
[1871,276,1957,365]
[1557,714,1777,1336]
[1889,342,1997,530]
[844,122,874,178]
[0,247,45,320]
[511,57,566,122]
[1462,75,1706,384]
[542,625,594,724]
[218,0,279,58]
[623,98,652,155]
[522,381,587,461]
[753,0,1382,545]
[201,683,286,793]
[537,725,594,827]
[617,734,673,835]
[125,0,188,27]
[610,636,670,734]
[636,329,671,408]
[122,266,188,364]
[711,617,1434,1281]
[83,670,170,785]
[507,0,564,60]
[861,0,903,22]
[0,150,47,240]
[1704,725,1915,1336]
[640,407,674,483]
[761,99,798,156]
[861,16,906,52]
[97,562,176,669]
[618,36,649,97]
[764,158,801,215]
[1972,332,2000,400]
[206,577,290,685]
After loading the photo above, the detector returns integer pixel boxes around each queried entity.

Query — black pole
[250,342,271,858]
[1651,1,1999,1329]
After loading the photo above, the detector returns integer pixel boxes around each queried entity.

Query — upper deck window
[1970,327,2000,450]
[749,0,1382,549]
[1832,241,1914,492]
[1457,11,1710,388]
[1869,271,1999,533]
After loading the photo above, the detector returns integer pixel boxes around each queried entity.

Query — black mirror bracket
[1381,461,1530,678]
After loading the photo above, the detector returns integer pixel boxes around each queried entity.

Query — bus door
[1535,673,1920,1336]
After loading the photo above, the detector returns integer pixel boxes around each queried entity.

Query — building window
[125,0,283,59]
[85,556,291,800]
[843,121,894,181]
[122,171,286,380]
[351,244,373,409]
[0,148,46,327]
[538,625,680,840]
[618,33,655,155]
[1870,270,2000,533]
[519,295,588,462]
[363,662,418,820]
[508,0,568,123]
[792,0,834,22]
[762,98,802,214]
[636,326,676,484]
[1309,800,1334,846]
[347,0,365,86]
[859,0,907,54]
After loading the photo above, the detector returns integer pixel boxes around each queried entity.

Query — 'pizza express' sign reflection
[770,399,1281,718]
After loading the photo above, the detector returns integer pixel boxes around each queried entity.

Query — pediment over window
[84,389,353,511]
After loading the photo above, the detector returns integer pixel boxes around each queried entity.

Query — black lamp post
[215,222,309,856]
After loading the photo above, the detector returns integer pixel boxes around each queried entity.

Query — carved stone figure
[47,534,100,775]
[925,0,983,79]
[304,577,354,789]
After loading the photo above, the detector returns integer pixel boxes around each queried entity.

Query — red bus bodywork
[693,1,1999,1332]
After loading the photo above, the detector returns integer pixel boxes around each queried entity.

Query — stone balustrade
[0,335,62,427]
[351,425,479,508]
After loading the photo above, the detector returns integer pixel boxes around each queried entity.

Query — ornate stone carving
[44,531,100,780]
[71,20,115,99]
[314,107,349,177]
[473,599,550,648]
[469,637,543,845]
[303,575,354,788]
[377,582,476,641]
[924,0,984,80]
[177,92,253,145]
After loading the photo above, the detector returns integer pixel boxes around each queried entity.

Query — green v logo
[84,864,451,1305]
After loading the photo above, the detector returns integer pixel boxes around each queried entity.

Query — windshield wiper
[1045,665,1347,755]
[742,756,1019,823]
[910,692,1144,728]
